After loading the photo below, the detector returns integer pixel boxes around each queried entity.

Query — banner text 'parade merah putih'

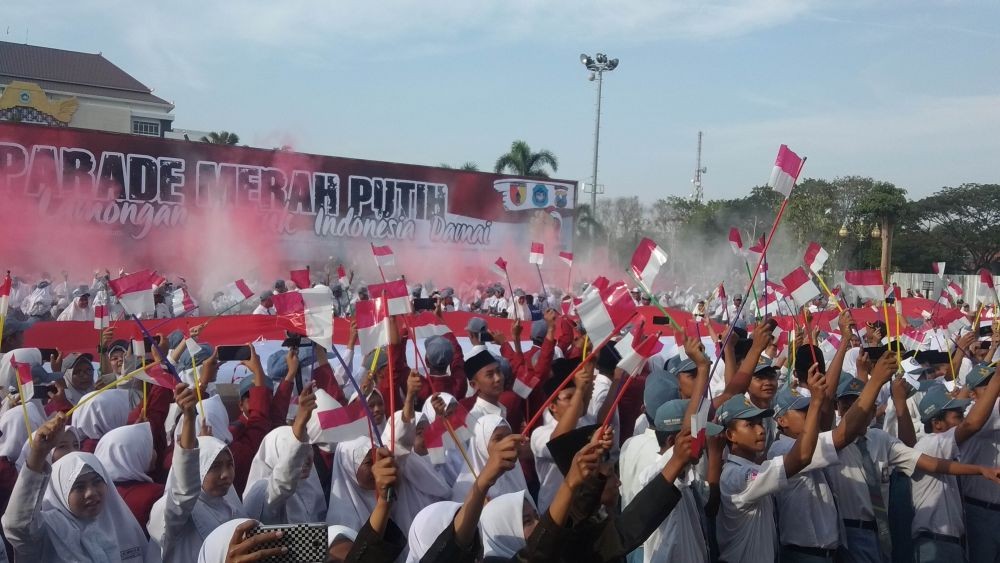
[0,122,577,262]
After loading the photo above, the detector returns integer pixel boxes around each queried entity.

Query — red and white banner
[290,268,311,290]
[844,270,885,302]
[946,279,964,300]
[614,325,663,376]
[133,363,176,389]
[629,238,668,290]
[492,257,508,278]
[767,144,803,198]
[309,390,371,444]
[172,287,198,316]
[93,304,110,330]
[408,312,452,340]
[11,357,33,401]
[803,242,828,274]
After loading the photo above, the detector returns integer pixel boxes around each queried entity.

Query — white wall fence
[830,271,998,305]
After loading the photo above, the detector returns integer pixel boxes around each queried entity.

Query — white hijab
[196,517,251,563]
[193,395,233,444]
[73,389,131,441]
[243,426,325,524]
[57,298,94,321]
[480,490,530,558]
[0,403,46,459]
[191,436,245,538]
[94,422,154,483]
[0,348,42,390]
[16,425,81,471]
[43,452,149,562]
[451,414,527,502]
[404,501,462,563]
[326,436,376,531]
[21,284,54,317]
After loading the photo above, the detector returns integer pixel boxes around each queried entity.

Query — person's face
[849,335,861,348]
[487,425,511,456]
[640,297,651,306]
[550,388,576,420]
[202,449,235,497]
[367,393,385,425]
[298,448,314,480]
[356,449,375,490]
[748,372,777,403]
[726,416,767,454]
[933,409,964,432]
[522,499,539,539]
[973,344,989,361]
[471,364,504,401]
[776,409,806,437]
[677,370,697,399]
[413,422,428,456]
[328,538,354,563]
[68,468,106,520]
[52,429,80,462]
[262,297,273,308]
[599,462,620,509]
[837,396,858,419]
[71,362,95,391]
[109,350,125,372]
[78,295,89,308]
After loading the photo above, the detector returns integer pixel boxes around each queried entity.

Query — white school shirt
[530,419,561,513]
[882,393,926,441]
[718,454,787,563]
[958,400,1000,504]
[619,428,660,506]
[252,304,275,315]
[766,432,841,549]
[464,395,506,433]
[911,428,964,538]
[823,428,921,521]
[638,449,709,563]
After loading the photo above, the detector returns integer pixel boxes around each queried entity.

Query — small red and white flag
[132,339,145,358]
[782,268,821,307]
[289,268,311,290]
[171,287,198,316]
[746,236,766,266]
[355,297,390,357]
[614,325,664,376]
[559,251,573,267]
[93,305,110,330]
[309,389,371,444]
[109,270,159,316]
[819,332,842,359]
[337,265,349,287]
[803,242,829,274]
[937,290,952,306]
[690,396,711,458]
[576,280,637,346]
[939,309,971,336]
[133,363,176,388]
[979,268,997,297]
[931,262,946,280]
[271,287,336,350]
[844,270,885,302]
[946,279,963,300]
[767,144,804,198]
[900,326,929,351]
[184,338,202,360]
[221,279,255,303]
[371,244,395,267]
[367,279,411,316]
[728,228,744,256]
[492,257,508,278]
[11,357,33,401]
[629,238,669,290]
[529,242,545,265]
[424,419,448,464]
[512,368,542,400]
[409,312,452,340]
[717,283,727,302]
[0,272,11,318]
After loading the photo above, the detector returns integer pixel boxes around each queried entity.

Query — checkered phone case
[248,523,328,562]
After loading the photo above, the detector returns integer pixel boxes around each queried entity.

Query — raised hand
[225,520,287,562]
[371,448,398,499]
[477,434,523,488]
[684,336,708,366]
[870,352,899,384]
[292,383,317,442]
[175,383,198,417]
[27,414,67,471]
[430,394,446,419]
[805,363,827,397]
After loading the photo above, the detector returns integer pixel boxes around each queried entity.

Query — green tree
[439,162,480,171]
[912,183,1000,272]
[201,131,240,145]
[494,140,558,178]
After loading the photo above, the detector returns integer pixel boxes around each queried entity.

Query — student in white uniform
[716,362,827,563]
[637,398,723,563]
[619,361,679,507]
[956,363,1000,563]
[252,291,275,315]
[462,350,507,431]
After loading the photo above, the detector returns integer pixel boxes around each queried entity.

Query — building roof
[0,41,172,107]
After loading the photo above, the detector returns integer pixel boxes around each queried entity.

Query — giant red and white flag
[109,270,159,316]
[844,270,885,302]
[781,267,821,306]
[803,242,829,274]
[576,280,637,346]
[559,251,574,267]
[529,242,545,265]
[11,357,33,401]
[271,287,336,350]
[728,228,744,256]
[355,298,390,356]
[408,312,452,340]
[308,389,371,444]
[614,325,664,376]
[629,238,669,289]
[367,279,410,316]
[767,144,803,198]
[0,272,11,318]
[171,287,198,317]
[133,362,177,389]
[371,244,395,267]
[492,257,508,278]
[931,262,946,280]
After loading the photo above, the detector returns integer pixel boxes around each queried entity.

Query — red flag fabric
[372,244,395,267]
[844,270,885,302]
[109,270,159,316]
[337,265,349,287]
[614,326,663,376]
[728,228,743,256]
[529,242,545,265]
[11,357,33,401]
[931,262,945,279]
[492,257,508,277]
[409,312,452,339]
[367,279,411,316]
[0,272,11,317]
[133,363,176,389]
[290,268,311,290]
[576,280,637,346]
[629,238,669,289]
[781,267,821,306]
[271,287,335,349]
[355,298,390,356]
[559,252,573,267]
[767,144,803,198]
[803,243,829,274]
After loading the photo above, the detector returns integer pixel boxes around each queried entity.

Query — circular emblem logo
[18,91,30,103]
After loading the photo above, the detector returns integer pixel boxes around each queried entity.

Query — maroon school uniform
[116,481,165,534]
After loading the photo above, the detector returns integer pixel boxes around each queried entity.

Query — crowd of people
[0,267,998,563]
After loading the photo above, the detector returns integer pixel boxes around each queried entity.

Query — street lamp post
[580,52,619,215]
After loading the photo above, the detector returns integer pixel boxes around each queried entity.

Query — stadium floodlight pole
[580,52,619,217]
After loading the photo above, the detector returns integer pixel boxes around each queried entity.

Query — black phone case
[248,523,328,562]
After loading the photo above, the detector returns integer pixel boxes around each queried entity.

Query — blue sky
[6,0,999,202]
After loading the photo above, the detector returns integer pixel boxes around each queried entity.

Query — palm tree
[494,140,558,178]
[200,131,240,145]
[574,203,606,244]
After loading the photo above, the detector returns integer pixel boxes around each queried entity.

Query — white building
[0,41,174,137]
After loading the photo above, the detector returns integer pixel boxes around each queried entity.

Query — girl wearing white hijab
[326,436,377,531]
[73,388,131,450]
[479,490,539,560]
[149,383,246,562]
[242,387,324,524]
[1,416,151,562]
[405,501,463,563]
[94,422,163,530]
[420,392,465,485]
[451,414,527,502]
[15,425,81,471]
